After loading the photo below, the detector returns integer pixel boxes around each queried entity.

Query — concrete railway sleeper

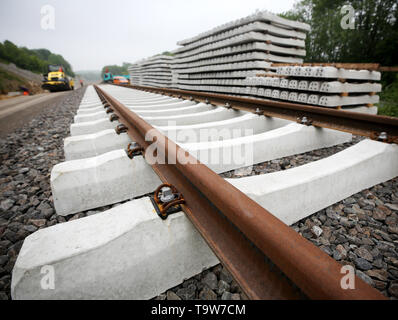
[127,84,398,144]
[11,84,397,300]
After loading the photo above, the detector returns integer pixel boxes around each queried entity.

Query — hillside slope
[0,62,44,95]
[0,40,75,77]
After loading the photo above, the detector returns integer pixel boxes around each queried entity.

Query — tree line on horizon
[0,40,75,77]
[100,52,175,78]
[101,62,132,77]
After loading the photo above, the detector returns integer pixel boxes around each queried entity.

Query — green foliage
[101,62,132,76]
[0,40,75,77]
[31,48,52,61]
[45,53,74,76]
[378,74,398,117]
[280,0,398,85]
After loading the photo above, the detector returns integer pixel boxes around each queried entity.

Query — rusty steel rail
[126,84,398,144]
[94,84,386,300]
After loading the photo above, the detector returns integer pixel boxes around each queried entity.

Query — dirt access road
[0,91,70,137]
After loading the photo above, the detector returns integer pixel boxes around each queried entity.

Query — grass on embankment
[0,67,26,94]
[0,66,44,96]
[377,75,398,118]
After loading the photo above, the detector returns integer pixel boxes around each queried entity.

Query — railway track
[11,84,398,300]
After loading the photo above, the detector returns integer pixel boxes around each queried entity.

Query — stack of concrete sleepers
[171,10,310,95]
[128,62,143,86]
[244,64,382,114]
[128,54,173,88]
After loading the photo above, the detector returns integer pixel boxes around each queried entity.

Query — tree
[122,62,133,69]
[0,40,75,77]
[1,41,20,62]
[32,49,51,61]
[280,0,398,84]
[46,53,75,76]
[101,64,129,76]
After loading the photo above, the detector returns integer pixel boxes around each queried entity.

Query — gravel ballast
[156,174,397,300]
[0,88,86,300]
[0,90,396,300]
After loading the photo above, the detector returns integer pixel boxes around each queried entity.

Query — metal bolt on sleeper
[115,124,128,135]
[378,132,388,141]
[151,184,185,220]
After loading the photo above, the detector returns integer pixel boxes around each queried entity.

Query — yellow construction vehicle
[42,65,74,92]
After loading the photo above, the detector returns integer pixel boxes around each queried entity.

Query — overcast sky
[0,0,297,71]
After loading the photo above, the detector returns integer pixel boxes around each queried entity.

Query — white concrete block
[77,106,105,115]
[135,103,214,117]
[184,123,352,173]
[80,100,101,106]
[280,79,289,88]
[129,100,196,111]
[320,82,382,93]
[66,115,291,160]
[143,108,243,126]
[264,89,272,97]
[123,98,181,107]
[271,90,280,99]
[115,92,163,99]
[12,198,218,300]
[81,93,99,99]
[277,66,381,81]
[177,21,307,54]
[264,77,273,86]
[97,91,166,101]
[298,81,309,90]
[79,103,102,109]
[76,101,198,118]
[51,150,161,215]
[318,94,379,107]
[229,140,398,225]
[79,102,103,109]
[307,94,320,105]
[81,96,101,102]
[292,66,302,76]
[81,95,100,101]
[272,78,280,87]
[280,91,289,100]
[288,92,298,101]
[74,111,107,123]
[120,97,177,104]
[308,81,321,91]
[70,119,117,136]
[319,67,381,81]
[177,10,309,47]
[288,80,298,89]
[64,130,132,161]
[173,41,306,63]
[159,114,291,143]
[298,93,308,103]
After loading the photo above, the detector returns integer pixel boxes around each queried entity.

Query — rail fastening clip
[115,124,128,135]
[150,184,185,220]
[126,143,144,159]
[110,114,119,122]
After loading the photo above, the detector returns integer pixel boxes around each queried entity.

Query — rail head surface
[94,84,386,300]
[126,84,398,144]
